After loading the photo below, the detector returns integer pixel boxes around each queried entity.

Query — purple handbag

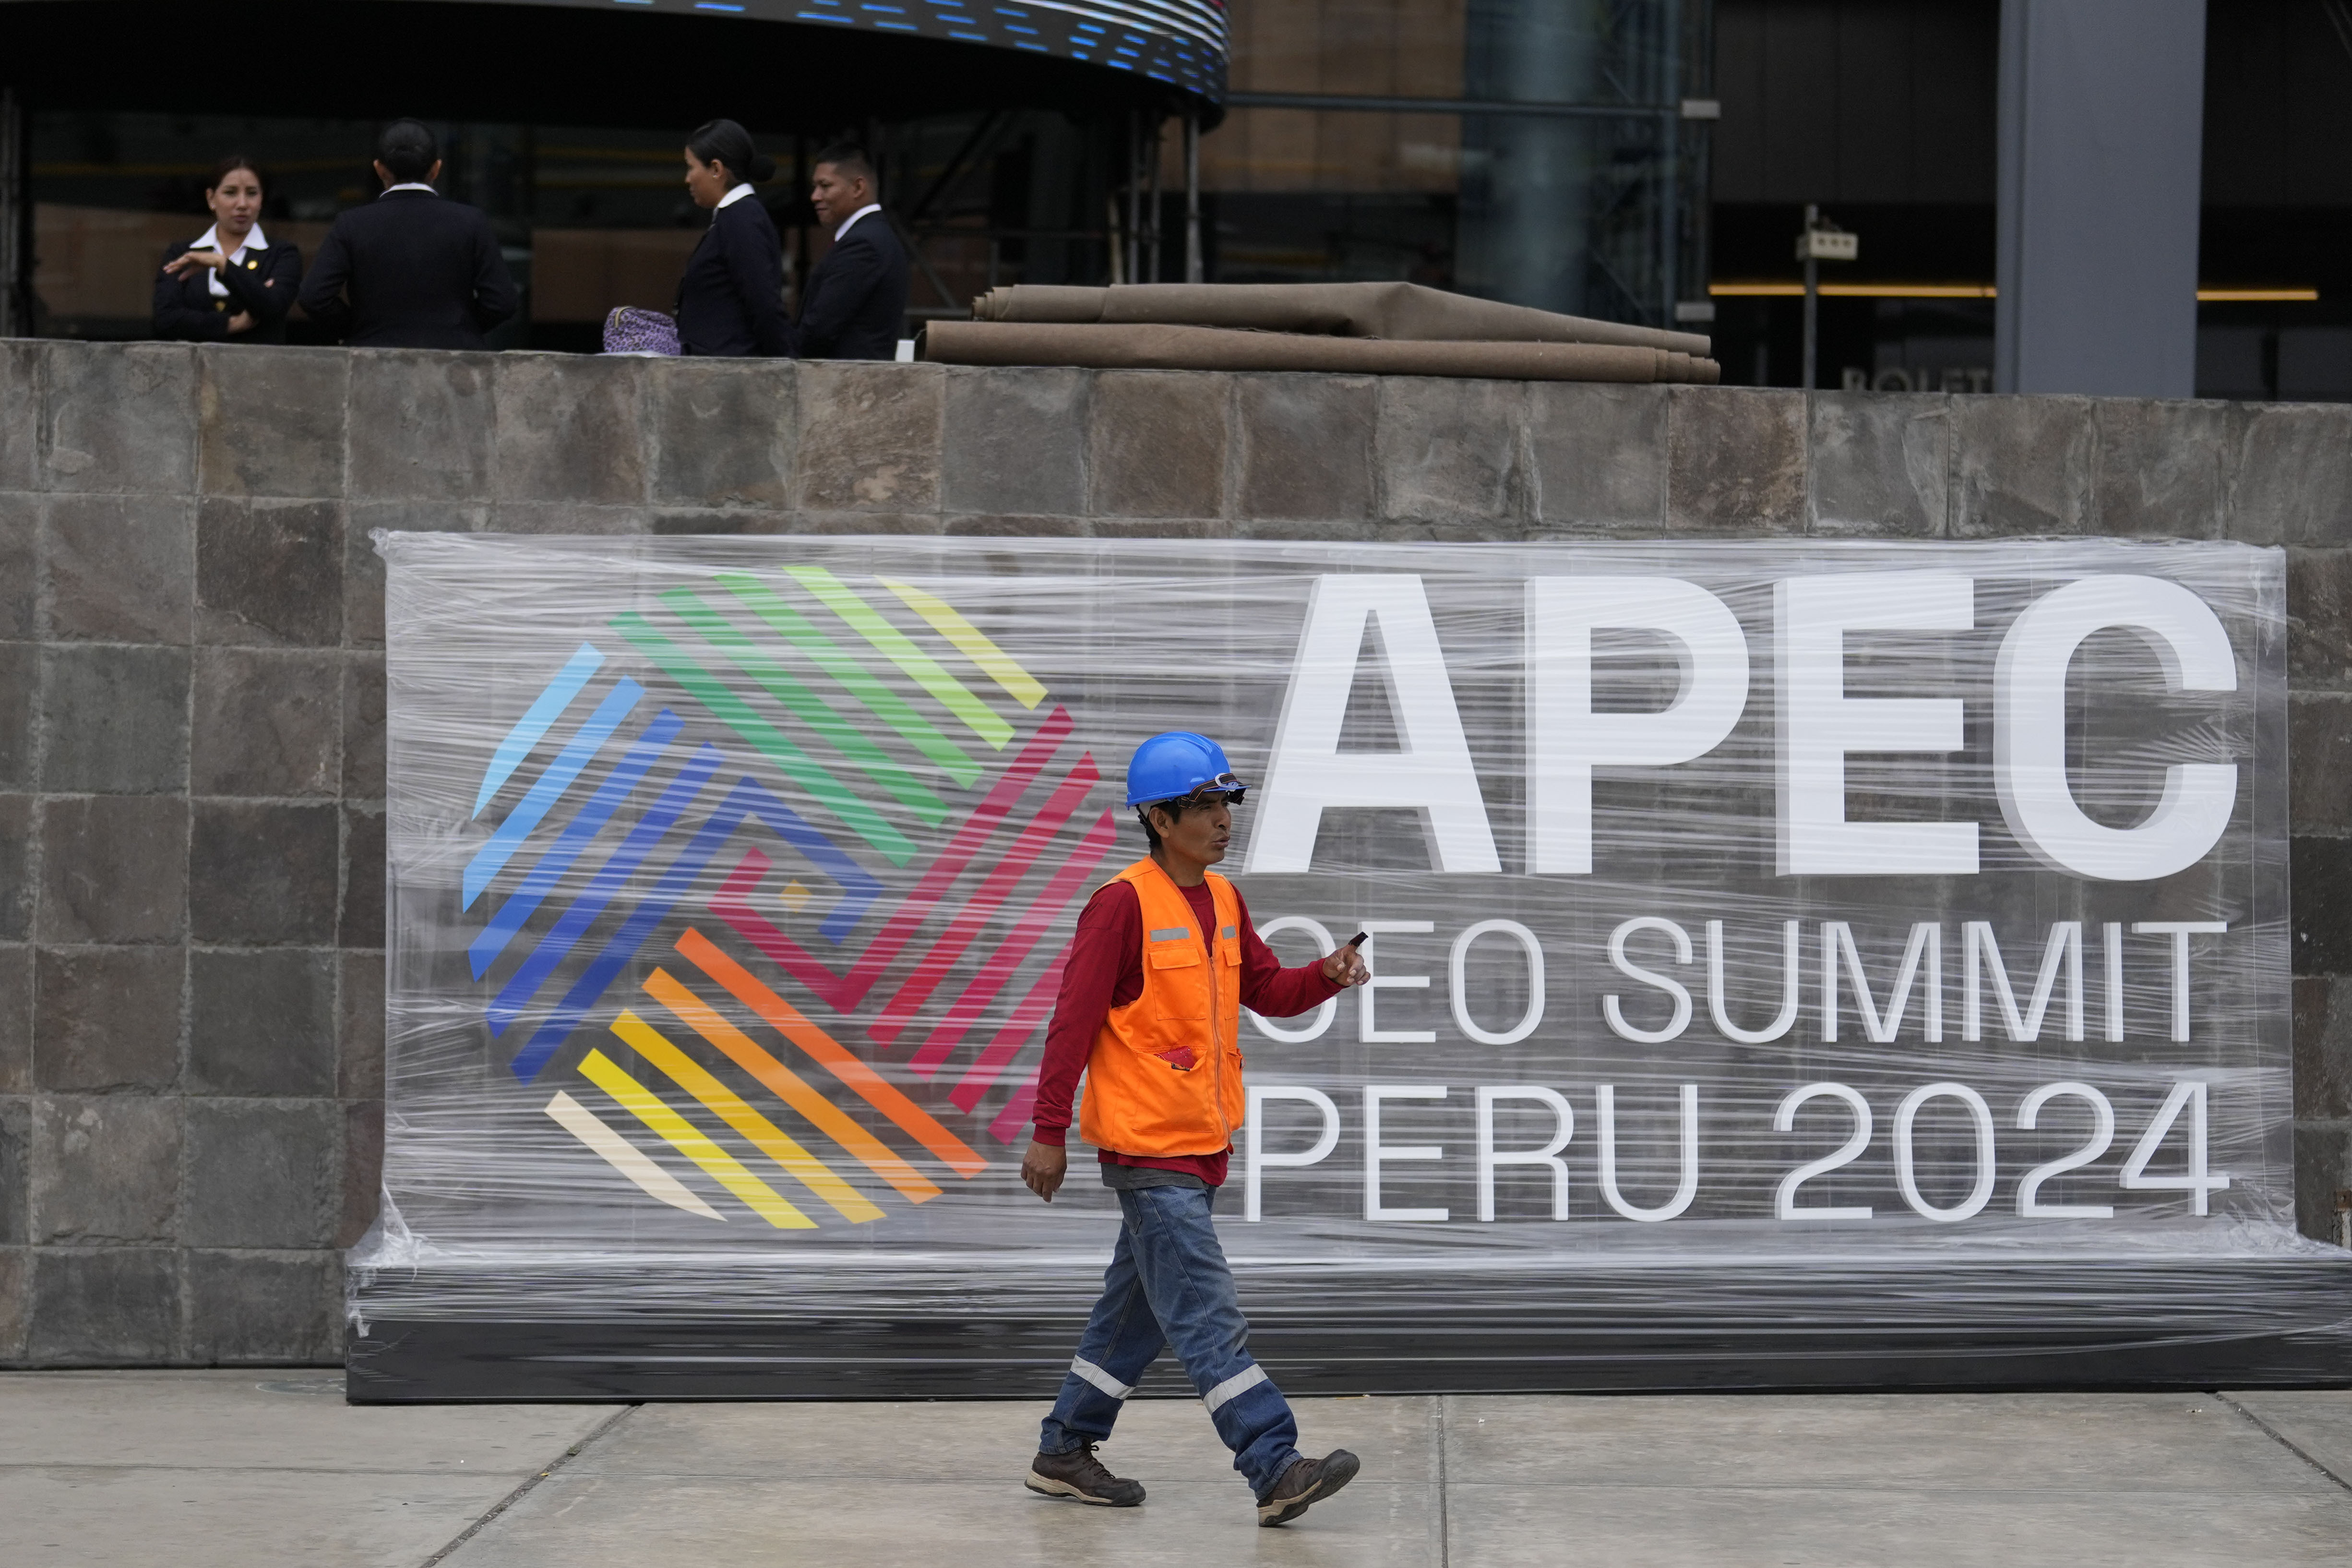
[602,307,681,356]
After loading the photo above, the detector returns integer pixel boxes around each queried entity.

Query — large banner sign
[356,536,2347,1399]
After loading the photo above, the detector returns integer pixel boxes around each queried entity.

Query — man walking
[298,120,517,350]
[1021,730,1371,1527]
[788,142,910,359]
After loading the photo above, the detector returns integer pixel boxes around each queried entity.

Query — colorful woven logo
[466,567,1113,1229]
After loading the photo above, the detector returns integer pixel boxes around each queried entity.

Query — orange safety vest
[1077,858,1247,1157]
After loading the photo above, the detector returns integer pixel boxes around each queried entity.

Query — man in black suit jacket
[790,143,910,360]
[298,120,518,351]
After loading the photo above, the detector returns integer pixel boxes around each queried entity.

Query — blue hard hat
[1125,730,1249,808]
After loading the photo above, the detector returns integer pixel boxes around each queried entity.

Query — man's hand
[1021,1138,1067,1202]
[1322,941,1371,988]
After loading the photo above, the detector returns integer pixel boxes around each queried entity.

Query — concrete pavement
[3,1372,2350,1567]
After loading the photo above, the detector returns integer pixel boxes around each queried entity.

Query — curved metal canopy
[0,0,1226,126]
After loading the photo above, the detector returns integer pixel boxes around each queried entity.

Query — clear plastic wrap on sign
[351,535,2352,1400]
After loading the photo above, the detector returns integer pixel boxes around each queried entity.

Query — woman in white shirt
[153,155,301,343]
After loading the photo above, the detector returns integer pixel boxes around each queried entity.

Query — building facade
[0,0,1712,345]
[3,0,2345,398]
[1708,0,2352,400]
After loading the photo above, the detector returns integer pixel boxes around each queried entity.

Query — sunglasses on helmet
[1153,774,1248,810]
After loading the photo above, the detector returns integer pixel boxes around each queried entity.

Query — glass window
[1206,0,1703,324]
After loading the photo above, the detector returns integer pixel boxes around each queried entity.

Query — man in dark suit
[298,120,518,350]
[790,143,910,360]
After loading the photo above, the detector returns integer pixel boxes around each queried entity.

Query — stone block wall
[0,339,2348,1363]
[0,342,380,1365]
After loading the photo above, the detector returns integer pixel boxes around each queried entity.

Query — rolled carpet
[921,319,1722,383]
[969,280,1711,358]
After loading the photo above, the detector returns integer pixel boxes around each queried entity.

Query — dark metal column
[1460,0,1598,317]
[1995,0,2207,395]
[0,87,26,338]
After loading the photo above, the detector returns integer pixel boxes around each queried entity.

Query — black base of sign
[347,1258,2352,1402]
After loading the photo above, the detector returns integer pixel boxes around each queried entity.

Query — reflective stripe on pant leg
[1071,1356,1135,1400]
[1201,1363,1266,1413]
[1042,1218,1158,1452]
[1117,1186,1301,1495]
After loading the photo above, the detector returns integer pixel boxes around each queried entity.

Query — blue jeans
[1038,1183,1301,1496]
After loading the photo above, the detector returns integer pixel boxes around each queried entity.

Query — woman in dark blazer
[154,155,300,343]
[675,120,790,357]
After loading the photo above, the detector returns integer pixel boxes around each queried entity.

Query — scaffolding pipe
[0,87,24,338]
[1130,114,1144,284]
[1145,116,1162,283]
[1184,113,1203,283]
[1801,202,1819,392]
[791,134,809,316]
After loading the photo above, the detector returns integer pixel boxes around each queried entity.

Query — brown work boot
[1256,1448,1361,1527]
[1026,1441,1146,1507]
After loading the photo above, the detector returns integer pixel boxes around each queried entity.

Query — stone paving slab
[445,1474,1444,1568]
[1443,1390,2303,1492]
[0,1371,610,1568]
[1444,1482,2352,1568]
[447,1389,2352,1568]
[454,1395,1438,1568]
[2225,1388,2352,1484]
[0,1369,607,1472]
[3,1466,533,1568]
[1440,1392,2352,1568]
[1,1374,2349,1567]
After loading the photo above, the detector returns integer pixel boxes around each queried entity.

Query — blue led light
[601,0,1237,101]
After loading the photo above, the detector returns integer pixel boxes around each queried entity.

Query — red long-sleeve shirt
[1031,877,1343,1186]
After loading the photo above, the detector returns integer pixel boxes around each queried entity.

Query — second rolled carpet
[921,321,1721,383]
